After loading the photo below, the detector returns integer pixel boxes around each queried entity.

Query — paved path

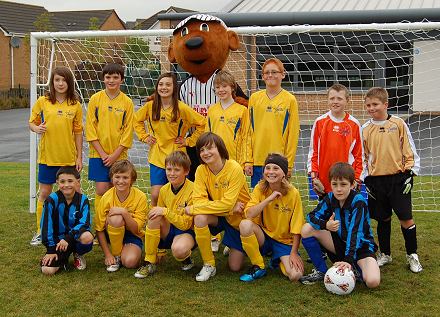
[0,108,29,162]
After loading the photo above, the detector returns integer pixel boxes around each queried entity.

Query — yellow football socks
[241,234,265,269]
[107,224,125,256]
[195,225,215,266]
[144,227,160,263]
[36,200,44,234]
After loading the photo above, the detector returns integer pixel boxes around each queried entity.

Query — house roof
[133,6,194,30]
[0,0,59,34]
[223,0,440,13]
[52,9,125,31]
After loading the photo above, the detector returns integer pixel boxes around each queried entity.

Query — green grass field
[1,162,439,317]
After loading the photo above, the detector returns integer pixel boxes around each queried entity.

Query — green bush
[0,96,29,110]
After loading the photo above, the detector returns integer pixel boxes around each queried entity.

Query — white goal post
[30,21,440,213]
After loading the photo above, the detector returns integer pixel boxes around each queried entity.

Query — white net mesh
[32,22,440,211]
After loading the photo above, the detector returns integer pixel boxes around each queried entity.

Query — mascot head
[168,14,240,83]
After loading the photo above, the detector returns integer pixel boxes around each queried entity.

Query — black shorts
[326,231,376,263]
[364,173,413,221]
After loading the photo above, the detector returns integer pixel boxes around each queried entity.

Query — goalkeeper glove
[401,170,414,195]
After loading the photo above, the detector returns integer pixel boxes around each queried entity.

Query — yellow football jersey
[248,89,300,169]
[245,183,304,245]
[86,90,134,159]
[206,101,251,166]
[190,159,250,229]
[157,180,194,231]
[29,96,82,166]
[95,186,147,238]
[134,100,206,168]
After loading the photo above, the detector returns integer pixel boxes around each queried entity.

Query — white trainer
[106,256,121,272]
[211,238,221,252]
[376,253,392,267]
[181,257,194,271]
[223,246,230,256]
[195,264,216,282]
[73,253,87,270]
[30,233,42,246]
[406,253,423,273]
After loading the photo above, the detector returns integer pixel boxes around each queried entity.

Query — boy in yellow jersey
[134,151,195,278]
[362,87,422,273]
[95,160,147,272]
[247,58,300,187]
[29,66,83,246]
[206,70,251,167]
[239,154,304,282]
[185,132,251,282]
[86,63,134,215]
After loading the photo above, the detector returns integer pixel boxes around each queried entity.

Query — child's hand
[289,253,304,272]
[326,213,340,232]
[184,206,191,215]
[104,254,116,266]
[41,253,58,266]
[108,207,127,216]
[76,157,83,172]
[148,207,164,220]
[56,239,68,252]
[174,136,186,147]
[244,165,253,176]
[232,201,245,215]
[34,122,47,134]
[146,136,156,146]
[103,152,118,167]
[312,178,326,195]
[333,261,352,271]
[268,191,282,202]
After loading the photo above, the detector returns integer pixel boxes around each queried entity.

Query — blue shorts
[88,158,110,182]
[251,166,263,188]
[38,164,64,184]
[150,163,168,186]
[123,230,143,250]
[209,217,244,253]
[158,224,195,249]
[261,232,293,261]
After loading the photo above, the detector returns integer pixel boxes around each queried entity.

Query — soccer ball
[324,266,356,295]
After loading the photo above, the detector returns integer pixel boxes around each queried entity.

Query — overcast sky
[11,0,228,21]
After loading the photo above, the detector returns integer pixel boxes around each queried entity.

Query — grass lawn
[1,162,439,316]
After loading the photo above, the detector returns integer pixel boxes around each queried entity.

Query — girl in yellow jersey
[247,58,300,187]
[134,72,205,206]
[184,132,250,282]
[29,66,83,246]
[95,160,147,272]
[239,153,304,282]
[206,70,251,167]
[86,63,134,215]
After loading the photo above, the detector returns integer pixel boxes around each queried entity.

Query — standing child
[362,87,422,273]
[207,70,251,167]
[239,153,304,282]
[95,160,147,272]
[247,58,300,187]
[40,167,93,275]
[307,84,363,198]
[29,66,83,246]
[134,151,195,278]
[185,132,250,281]
[86,63,134,214]
[134,72,205,206]
[300,162,380,288]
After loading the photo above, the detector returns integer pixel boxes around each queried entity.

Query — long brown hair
[47,66,78,105]
[152,72,179,122]
[196,132,229,163]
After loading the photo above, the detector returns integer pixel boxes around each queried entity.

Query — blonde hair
[328,83,350,100]
[365,87,388,104]
[109,160,137,184]
[258,177,291,197]
[214,70,237,98]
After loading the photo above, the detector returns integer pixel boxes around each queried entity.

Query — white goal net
[30,22,440,212]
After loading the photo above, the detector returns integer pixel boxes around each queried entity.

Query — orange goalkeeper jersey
[307,111,364,193]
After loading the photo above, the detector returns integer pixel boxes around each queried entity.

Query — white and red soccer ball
[324,266,356,295]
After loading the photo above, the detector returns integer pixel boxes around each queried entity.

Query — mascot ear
[228,30,240,51]
[168,42,176,63]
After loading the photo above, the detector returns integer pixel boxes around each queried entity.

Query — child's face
[112,171,132,193]
[263,163,284,184]
[157,77,174,99]
[166,164,188,188]
[53,74,68,95]
[104,73,123,93]
[57,173,79,198]
[330,177,354,203]
[365,97,388,121]
[214,82,233,102]
[199,142,221,165]
[262,62,285,89]
[328,89,348,116]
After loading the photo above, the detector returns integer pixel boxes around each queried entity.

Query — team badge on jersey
[57,110,63,116]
